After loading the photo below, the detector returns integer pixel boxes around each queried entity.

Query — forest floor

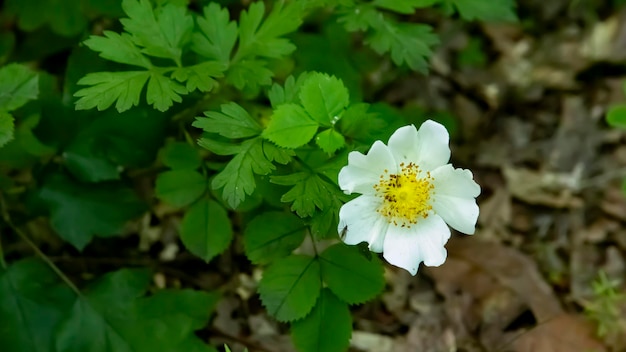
[24,1,626,352]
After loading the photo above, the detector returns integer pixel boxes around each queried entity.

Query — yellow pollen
[373,162,434,228]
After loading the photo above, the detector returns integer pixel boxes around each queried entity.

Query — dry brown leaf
[502,166,583,208]
[511,314,605,352]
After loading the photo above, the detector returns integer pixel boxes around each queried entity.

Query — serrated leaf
[299,73,349,126]
[226,59,274,90]
[367,21,438,73]
[607,104,626,129]
[271,172,340,217]
[244,212,307,264]
[315,128,345,154]
[262,104,318,148]
[120,0,193,65]
[146,72,187,112]
[0,112,14,148]
[258,255,321,321]
[193,102,262,139]
[192,2,237,63]
[179,198,233,262]
[37,173,146,250]
[0,63,39,111]
[237,1,301,59]
[160,142,202,170]
[155,170,207,208]
[83,31,152,68]
[338,103,385,143]
[74,71,150,112]
[267,73,311,108]
[210,138,277,208]
[171,61,226,93]
[445,0,517,22]
[0,258,74,352]
[291,288,351,352]
[319,243,385,304]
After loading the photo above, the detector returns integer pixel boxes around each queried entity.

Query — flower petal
[430,164,480,234]
[338,140,397,195]
[338,195,388,252]
[432,195,479,234]
[382,215,450,275]
[431,164,481,198]
[388,120,450,171]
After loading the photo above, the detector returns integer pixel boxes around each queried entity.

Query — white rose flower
[337,120,480,275]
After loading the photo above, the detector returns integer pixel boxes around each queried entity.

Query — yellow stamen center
[373,162,434,228]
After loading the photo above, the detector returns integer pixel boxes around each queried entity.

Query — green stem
[0,194,81,296]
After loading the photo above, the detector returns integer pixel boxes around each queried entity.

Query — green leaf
[55,268,217,352]
[155,170,207,208]
[179,198,233,262]
[5,0,87,36]
[192,2,237,63]
[146,72,188,112]
[367,21,438,73]
[319,243,385,304]
[315,128,345,154]
[193,102,262,139]
[160,142,202,170]
[607,104,626,129]
[0,63,39,111]
[444,0,518,22]
[299,73,349,126]
[171,61,225,93]
[0,112,15,148]
[338,103,385,143]
[37,173,146,250]
[291,288,351,352]
[64,137,121,182]
[74,71,150,112]
[271,171,341,217]
[226,59,274,90]
[236,1,302,60]
[83,31,152,68]
[243,212,307,264]
[210,137,291,208]
[0,258,74,352]
[120,0,193,65]
[267,73,311,108]
[258,255,321,322]
[372,0,439,13]
[262,104,318,148]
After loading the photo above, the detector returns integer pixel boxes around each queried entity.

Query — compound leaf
[271,171,341,217]
[171,61,225,93]
[193,102,262,139]
[444,0,518,22]
[74,71,150,112]
[146,72,187,112]
[192,2,237,63]
[83,31,152,69]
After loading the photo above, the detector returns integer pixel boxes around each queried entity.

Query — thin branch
[0,194,81,296]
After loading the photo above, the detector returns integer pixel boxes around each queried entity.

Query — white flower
[337,120,480,275]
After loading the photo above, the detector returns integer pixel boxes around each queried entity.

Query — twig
[0,194,81,296]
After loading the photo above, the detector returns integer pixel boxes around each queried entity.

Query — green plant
[0,0,516,351]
